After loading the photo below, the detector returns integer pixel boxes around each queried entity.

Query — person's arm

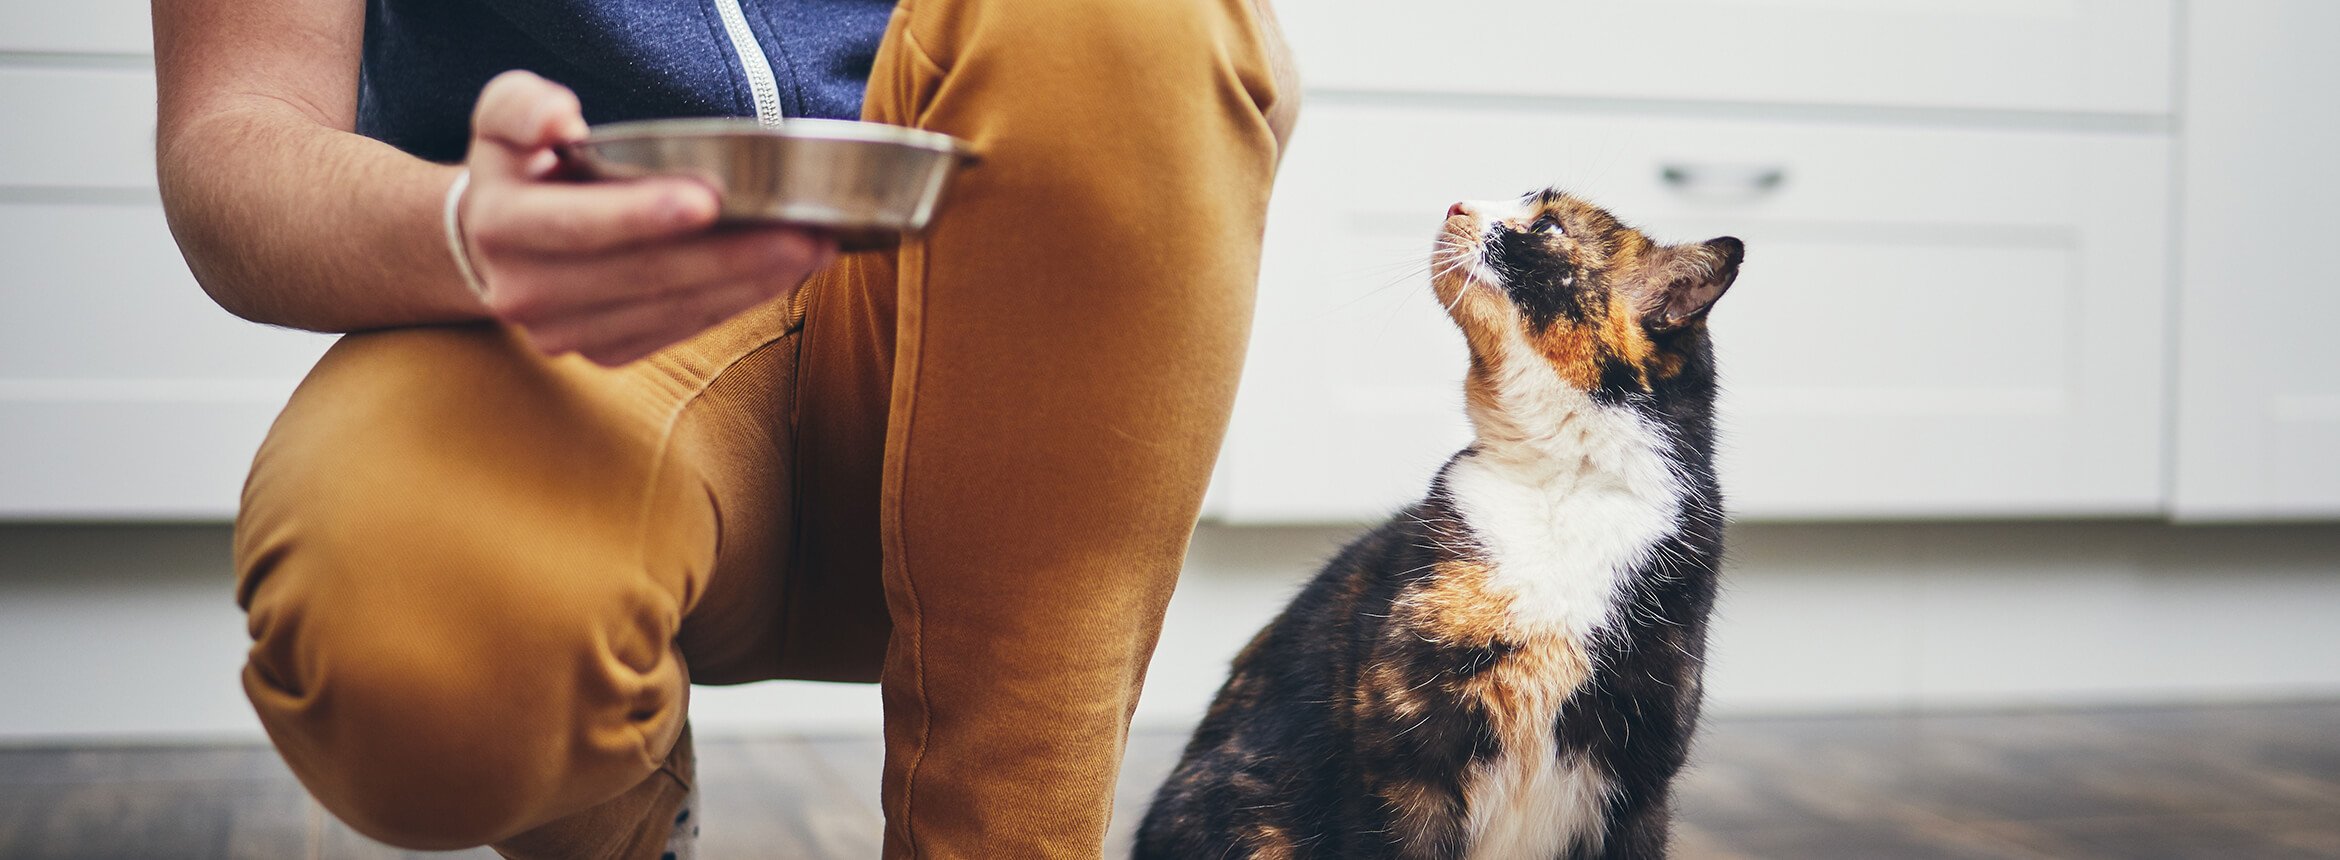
[153,0,835,365]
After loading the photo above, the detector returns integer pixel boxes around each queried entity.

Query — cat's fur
[1136,190,1743,860]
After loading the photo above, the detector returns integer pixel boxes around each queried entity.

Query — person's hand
[458,71,837,366]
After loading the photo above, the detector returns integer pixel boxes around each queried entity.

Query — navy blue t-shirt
[357,0,897,162]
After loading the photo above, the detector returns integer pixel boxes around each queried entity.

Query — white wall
[4,521,2336,742]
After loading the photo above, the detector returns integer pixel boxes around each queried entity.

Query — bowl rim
[579,117,973,158]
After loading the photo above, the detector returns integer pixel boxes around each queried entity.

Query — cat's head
[1431,189,1741,406]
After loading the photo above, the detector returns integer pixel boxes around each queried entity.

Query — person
[153,0,1297,856]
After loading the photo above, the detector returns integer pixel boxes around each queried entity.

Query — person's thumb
[466,70,587,180]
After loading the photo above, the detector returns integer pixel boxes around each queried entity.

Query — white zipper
[710,0,786,127]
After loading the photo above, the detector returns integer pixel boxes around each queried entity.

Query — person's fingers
[484,227,832,319]
[520,233,836,357]
[511,231,836,363]
[468,177,722,258]
[521,279,780,366]
[466,71,588,179]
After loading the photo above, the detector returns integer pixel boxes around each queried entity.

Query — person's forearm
[157,97,485,333]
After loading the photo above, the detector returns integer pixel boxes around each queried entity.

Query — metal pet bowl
[563,118,976,251]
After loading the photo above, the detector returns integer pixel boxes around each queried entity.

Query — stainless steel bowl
[563,118,976,250]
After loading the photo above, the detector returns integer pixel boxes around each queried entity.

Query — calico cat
[1136,190,1742,860]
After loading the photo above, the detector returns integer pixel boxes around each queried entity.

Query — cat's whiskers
[1425,235,1489,319]
[1336,253,1444,313]
[1438,274,1474,314]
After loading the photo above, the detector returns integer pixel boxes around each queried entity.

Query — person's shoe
[661,778,699,860]
[490,722,696,860]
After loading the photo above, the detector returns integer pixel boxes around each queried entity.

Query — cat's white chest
[1445,402,1682,857]
[1446,406,1683,643]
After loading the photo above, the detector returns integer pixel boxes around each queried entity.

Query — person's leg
[234,294,810,855]
[827,0,1297,854]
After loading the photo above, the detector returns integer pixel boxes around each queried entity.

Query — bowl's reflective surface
[565,118,975,250]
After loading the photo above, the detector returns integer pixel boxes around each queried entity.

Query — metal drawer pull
[1660,163,1788,197]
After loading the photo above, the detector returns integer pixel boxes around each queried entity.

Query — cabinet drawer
[0,67,158,189]
[0,202,332,518]
[0,203,327,379]
[0,4,154,55]
[0,396,303,518]
[1277,0,2174,115]
[1213,103,2169,522]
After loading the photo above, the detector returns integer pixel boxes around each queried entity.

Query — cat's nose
[1447,201,1473,219]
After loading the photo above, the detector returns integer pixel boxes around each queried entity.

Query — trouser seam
[876,4,941,854]
[886,244,935,860]
[625,329,791,772]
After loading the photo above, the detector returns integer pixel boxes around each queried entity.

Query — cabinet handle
[1660,163,1788,197]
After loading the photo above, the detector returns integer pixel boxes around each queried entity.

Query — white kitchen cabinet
[0,202,330,519]
[2170,0,2340,520]
[0,2,153,55]
[1276,0,2175,116]
[0,67,158,189]
[1212,102,2170,522]
[0,62,332,518]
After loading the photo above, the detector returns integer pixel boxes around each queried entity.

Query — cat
[1136,190,1742,860]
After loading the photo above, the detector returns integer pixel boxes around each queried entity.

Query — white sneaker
[661,783,699,860]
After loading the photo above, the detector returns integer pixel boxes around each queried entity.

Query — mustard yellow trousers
[232,0,1292,856]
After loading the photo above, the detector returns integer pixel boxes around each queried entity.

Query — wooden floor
[3,701,2336,859]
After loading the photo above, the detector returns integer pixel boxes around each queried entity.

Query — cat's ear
[1642,237,1743,331]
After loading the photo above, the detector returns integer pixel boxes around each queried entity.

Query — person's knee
[240,517,688,849]
[248,585,682,848]
[275,639,568,848]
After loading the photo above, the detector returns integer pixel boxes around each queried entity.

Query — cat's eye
[1530,215,1566,236]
